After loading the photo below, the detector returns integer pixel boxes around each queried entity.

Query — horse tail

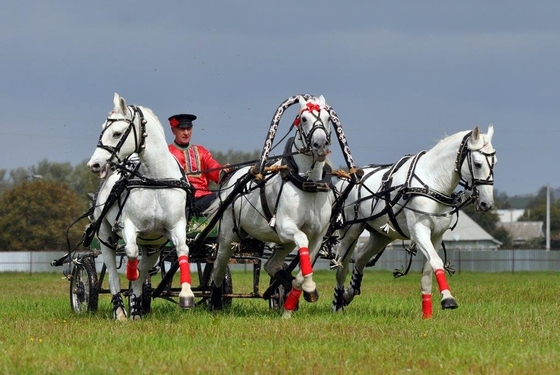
[203,196,221,219]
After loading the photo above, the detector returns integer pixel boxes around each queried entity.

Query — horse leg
[99,227,127,321]
[129,247,159,320]
[169,224,194,310]
[344,232,391,306]
[414,233,458,310]
[282,249,317,318]
[209,229,237,311]
[332,226,362,312]
[264,244,295,307]
[122,221,140,282]
[420,259,433,319]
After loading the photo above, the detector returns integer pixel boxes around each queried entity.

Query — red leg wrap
[422,293,433,319]
[126,259,139,281]
[434,268,450,293]
[178,255,192,284]
[283,287,302,311]
[298,247,313,277]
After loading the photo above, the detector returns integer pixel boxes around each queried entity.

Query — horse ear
[472,125,480,141]
[318,95,326,107]
[486,123,494,140]
[113,93,127,115]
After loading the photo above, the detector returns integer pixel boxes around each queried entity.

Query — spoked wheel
[70,257,99,313]
[202,263,233,306]
[268,282,286,310]
[267,263,292,310]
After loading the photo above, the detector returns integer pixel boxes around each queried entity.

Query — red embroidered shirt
[168,143,222,198]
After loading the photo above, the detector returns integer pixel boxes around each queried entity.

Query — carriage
[52,93,361,319]
[52,93,497,320]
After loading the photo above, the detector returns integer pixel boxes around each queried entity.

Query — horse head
[293,95,331,162]
[87,93,146,176]
[460,124,497,212]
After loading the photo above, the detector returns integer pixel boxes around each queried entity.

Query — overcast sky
[1,2,558,196]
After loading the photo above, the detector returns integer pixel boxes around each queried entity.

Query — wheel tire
[268,283,286,310]
[268,263,290,310]
[202,263,233,306]
[70,257,99,313]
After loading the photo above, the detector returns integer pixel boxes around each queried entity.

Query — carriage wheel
[268,263,292,310]
[70,257,99,313]
[268,283,286,310]
[202,263,233,306]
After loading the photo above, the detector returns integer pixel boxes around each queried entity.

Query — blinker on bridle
[96,106,147,165]
[455,131,496,192]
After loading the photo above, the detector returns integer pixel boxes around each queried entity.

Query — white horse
[87,93,194,320]
[206,95,335,318]
[332,124,496,318]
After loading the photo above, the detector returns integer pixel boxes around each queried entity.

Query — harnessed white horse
[206,95,336,318]
[332,124,496,318]
[87,93,194,320]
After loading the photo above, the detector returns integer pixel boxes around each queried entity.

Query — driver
[167,113,228,216]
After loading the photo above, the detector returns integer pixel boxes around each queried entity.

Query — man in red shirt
[168,113,227,216]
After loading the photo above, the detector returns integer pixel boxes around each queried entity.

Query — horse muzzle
[313,146,330,162]
[87,160,108,178]
[474,199,493,212]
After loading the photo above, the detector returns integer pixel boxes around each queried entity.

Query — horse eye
[113,132,122,139]
[474,162,482,168]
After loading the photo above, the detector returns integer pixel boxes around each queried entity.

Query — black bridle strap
[96,106,147,164]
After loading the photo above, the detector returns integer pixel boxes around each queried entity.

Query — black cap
[168,114,197,129]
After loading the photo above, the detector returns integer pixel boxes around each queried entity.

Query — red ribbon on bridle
[293,102,323,127]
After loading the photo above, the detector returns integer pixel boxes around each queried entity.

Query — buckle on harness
[302,181,330,192]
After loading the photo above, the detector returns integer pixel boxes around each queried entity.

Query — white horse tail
[203,197,221,221]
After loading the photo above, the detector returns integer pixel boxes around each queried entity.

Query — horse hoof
[282,309,293,319]
[303,289,319,303]
[115,311,127,321]
[179,296,195,309]
[441,297,458,309]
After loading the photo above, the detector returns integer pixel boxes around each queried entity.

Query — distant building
[497,209,525,223]
[498,221,544,248]
[496,209,544,248]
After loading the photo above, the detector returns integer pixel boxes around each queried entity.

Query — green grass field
[0,270,558,374]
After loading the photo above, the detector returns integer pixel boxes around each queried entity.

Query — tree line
[0,153,557,251]
[0,150,260,251]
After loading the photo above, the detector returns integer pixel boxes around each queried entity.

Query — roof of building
[498,221,544,241]
[442,213,501,244]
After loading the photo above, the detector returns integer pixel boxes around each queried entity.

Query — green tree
[69,160,103,206]
[0,180,86,251]
[211,149,261,167]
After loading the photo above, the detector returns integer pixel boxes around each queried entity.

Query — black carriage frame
[52,94,360,315]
